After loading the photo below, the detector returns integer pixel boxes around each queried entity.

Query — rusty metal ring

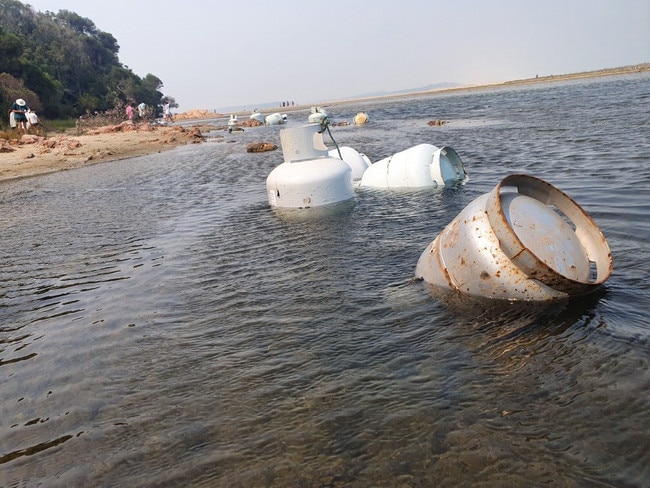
[485,174,612,294]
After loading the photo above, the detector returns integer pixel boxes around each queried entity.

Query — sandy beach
[1,64,647,183]
[0,122,210,182]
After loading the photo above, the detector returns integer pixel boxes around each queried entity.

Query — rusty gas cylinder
[415,174,613,301]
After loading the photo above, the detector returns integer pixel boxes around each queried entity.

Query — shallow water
[1,73,649,487]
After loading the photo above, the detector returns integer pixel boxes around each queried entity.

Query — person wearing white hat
[11,98,28,134]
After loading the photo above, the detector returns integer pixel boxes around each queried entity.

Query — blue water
[1,73,649,487]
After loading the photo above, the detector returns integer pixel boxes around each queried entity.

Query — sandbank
[218,63,650,118]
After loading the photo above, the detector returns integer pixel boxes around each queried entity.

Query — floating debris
[246,142,277,153]
[353,112,369,125]
[360,144,467,189]
[415,174,613,301]
[266,124,354,208]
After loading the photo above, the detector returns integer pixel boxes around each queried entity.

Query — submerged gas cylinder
[266,124,354,209]
[415,174,613,301]
[308,106,328,124]
[265,113,285,125]
[360,144,467,189]
[250,111,265,124]
[328,146,372,182]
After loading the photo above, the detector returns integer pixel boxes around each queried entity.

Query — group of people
[10,97,174,135]
[125,101,148,121]
[8,98,41,135]
[125,101,173,123]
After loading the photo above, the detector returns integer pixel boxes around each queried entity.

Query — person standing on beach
[126,103,134,121]
[163,101,173,122]
[26,109,41,135]
[138,102,146,118]
[11,98,28,134]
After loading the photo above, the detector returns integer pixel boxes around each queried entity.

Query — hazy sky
[25,0,650,111]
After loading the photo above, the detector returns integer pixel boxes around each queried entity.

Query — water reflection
[429,286,610,360]
[270,199,356,222]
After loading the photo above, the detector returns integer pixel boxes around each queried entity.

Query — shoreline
[0,123,209,183]
[1,64,647,183]
[221,63,650,118]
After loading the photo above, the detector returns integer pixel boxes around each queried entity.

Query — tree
[0,29,23,72]
[0,0,173,120]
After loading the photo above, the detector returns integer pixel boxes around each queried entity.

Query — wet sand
[0,123,209,182]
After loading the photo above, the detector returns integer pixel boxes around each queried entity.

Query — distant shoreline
[217,63,650,119]
[2,63,647,183]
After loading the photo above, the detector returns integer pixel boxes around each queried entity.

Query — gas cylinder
[415,174,613,301]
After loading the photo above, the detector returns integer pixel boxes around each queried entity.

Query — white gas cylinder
[360,144,467,189]
[266,124,355,209]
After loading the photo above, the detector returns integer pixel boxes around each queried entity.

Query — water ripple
[1,73,649,486]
